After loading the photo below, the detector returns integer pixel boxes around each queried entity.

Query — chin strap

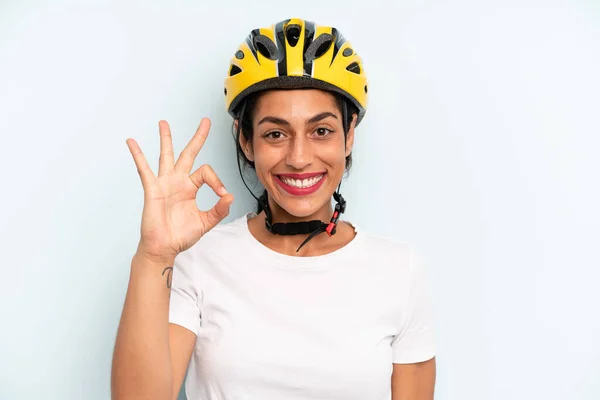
[257,187,347,252]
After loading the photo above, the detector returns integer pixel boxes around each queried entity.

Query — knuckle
[181,148,192,158]
[201,164,216,176]
[159,151,173,161]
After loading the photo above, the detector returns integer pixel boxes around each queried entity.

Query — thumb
[203,193,234,231]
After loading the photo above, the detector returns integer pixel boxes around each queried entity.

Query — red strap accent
[326,222,336,236]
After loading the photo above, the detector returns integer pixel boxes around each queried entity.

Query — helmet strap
[257,183,346,252]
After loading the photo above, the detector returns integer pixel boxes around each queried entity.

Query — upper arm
[391,246,436,363]
[391,357,436,400]
[169,323,196,400]
[390,246,437,399]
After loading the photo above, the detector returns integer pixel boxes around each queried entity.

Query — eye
[314,127,333,137]
[265,130,284,140]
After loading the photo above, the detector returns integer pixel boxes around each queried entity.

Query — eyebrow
[257,112,338,127]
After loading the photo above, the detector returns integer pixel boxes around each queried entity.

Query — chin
[271,193,330,219]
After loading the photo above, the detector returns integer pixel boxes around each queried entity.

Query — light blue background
[1,0,599,399]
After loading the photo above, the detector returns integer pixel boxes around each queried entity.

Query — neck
[255,196,338,254]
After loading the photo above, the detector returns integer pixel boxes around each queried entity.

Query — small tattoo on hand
[162,267,173,288]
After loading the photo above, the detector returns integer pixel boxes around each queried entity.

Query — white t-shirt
[169,212,435,400]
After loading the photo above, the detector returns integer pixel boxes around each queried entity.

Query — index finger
[174,118,211,173]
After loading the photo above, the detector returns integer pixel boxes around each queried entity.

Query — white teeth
[280,174,324,188]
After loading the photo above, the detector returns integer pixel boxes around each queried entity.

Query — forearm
[111,252,175,400]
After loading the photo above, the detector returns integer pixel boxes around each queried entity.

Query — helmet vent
[305,33,333,61]
[229,65,242,76]
[346,61,361,74]
[253,35,279,60]
[285,24,301,47]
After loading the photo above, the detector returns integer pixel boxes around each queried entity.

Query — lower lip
[274,174,326,196]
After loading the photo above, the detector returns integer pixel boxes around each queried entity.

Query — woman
[112,17,436,400]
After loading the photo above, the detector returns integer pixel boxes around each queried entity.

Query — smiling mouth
[277,173,326,189]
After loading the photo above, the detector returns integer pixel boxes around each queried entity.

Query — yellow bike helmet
[224,17,368,125]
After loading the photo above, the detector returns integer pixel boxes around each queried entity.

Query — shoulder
[352,225,419,276]
[357,227,412,258]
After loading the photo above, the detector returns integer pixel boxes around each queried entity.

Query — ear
[344,113,358,157]
[236,119,255,162]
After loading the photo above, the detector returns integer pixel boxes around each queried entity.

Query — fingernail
[220,187,228,195]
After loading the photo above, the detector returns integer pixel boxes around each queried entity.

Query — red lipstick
[274,172,326,196]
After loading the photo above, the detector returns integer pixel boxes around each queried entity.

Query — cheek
[252,142,282,174]
[321,139,348,166]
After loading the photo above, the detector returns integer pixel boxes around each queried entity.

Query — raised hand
[126,118,234,264]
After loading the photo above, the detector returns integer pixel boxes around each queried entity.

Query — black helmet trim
[228,75,366,126]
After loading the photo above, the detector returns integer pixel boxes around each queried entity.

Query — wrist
[135,242,177,265]
[129,252,175,293]
[133,250,176,268]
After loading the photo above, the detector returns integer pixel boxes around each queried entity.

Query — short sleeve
[168,248,201,336]
[391,246,436,364]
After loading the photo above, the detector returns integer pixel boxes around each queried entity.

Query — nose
[285,134,313,170]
